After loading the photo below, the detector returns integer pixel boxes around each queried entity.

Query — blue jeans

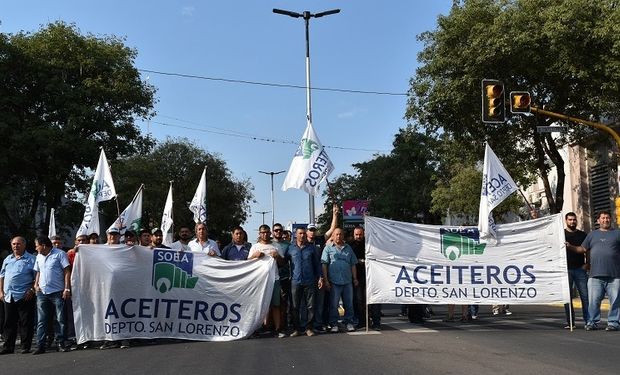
[36,291,66,348]
[587,276,620,328]
[329,283,355,325]
[564,267,589,324]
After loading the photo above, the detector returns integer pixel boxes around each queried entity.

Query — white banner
[77,149,117,235]
[281,121,334,196]
[72,245,275,342]
[366,215,570,305]
[161,183,174,246]
[478,143,518,239]
[189,168,207,224]
[108,186,143,235]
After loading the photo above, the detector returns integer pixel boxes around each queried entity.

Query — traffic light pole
[531,106,620,149]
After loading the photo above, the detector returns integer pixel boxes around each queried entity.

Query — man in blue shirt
[221,226,251,260]
[0,237,36,354]
[286,227,321,337]
[33,236,71,354]
[322,228,358,333]
[580,211,620,331]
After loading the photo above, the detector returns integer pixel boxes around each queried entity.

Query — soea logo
[294,138,320,159]
[440,228,486,261]
[152,249,199,293]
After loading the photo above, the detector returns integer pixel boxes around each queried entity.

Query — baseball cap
[107,227,120,235]
[125,230,136,238]
[307,223,317,231]
[151,228,163,235]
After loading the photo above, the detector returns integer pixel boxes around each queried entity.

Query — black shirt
[565,229,587,269]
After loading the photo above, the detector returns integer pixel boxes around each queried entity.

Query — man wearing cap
[106,228,121,245]
[310,204,339,332]
[123,230,137,246]
[189,223,220,256]
[0,236,36,354]
[150,228,170,249]
[138,228,151,247]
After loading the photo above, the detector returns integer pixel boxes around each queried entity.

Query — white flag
[48,208,57,237]
[108,186,143,235]
[161,182,174,246]
[77,149,117,236]
[478,143,518,239]
[189,168,207,224]
[281,121,334,195]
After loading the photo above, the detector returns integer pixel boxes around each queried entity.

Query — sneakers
[305,329,316,337]
[605,325,619,331]
[585,324,598,331]
[504,309,513,316]
[564,325,576,329]
[492,310,499,316]
[315,326,327,333]
[471,315,478,320]
[120,340,131,349]
[32,347,46,355]
[346,323,356,332]
[99,341,120,350]
[330,325,339,333]
[277,332,287,338]
[289,331,301,337]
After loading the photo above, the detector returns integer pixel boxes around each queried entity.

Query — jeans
[468,305,479,317]
[313,286,330,329]
[329,283,355,325]
[36,291,66,348]
[587,276,620,328]
[564,267,589,324]
[291,283,316,332]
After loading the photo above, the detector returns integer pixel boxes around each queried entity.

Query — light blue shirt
[321,243,358,285]
[34,248,70,294]
[0,251,36,302]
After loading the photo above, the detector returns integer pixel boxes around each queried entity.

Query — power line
[139,68,408,96]
[149,119,389,153]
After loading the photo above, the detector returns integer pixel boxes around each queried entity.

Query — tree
[318,128,440,230]
[0,22,155,238]
[406,0,620,214]
[105,139,254,240]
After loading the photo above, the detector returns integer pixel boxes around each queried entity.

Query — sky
[1,1,453,237]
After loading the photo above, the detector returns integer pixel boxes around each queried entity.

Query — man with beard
[563,212,588,329]
[171,226,193,252]
[150,228,170,249]
[349,226,381,330]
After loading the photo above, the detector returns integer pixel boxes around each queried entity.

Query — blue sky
[1,1,453,237]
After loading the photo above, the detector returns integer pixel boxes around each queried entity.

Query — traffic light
[510,91,531,113]
[481,79,505,123]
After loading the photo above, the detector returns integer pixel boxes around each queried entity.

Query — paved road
[2,304,617,375]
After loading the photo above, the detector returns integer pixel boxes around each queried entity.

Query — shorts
[270,280,281,307]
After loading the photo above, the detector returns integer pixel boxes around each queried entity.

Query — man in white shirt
[188,223,220,256]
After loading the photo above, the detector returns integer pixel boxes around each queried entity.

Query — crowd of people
[1,208,619,355]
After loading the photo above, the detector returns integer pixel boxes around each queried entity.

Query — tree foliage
[318,128,440,230]
[406,0,620,214]
[0,22,156,240]
[105,139,254,239]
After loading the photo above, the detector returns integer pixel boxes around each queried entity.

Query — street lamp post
[273,7,340,224]
[258,170,286,227]
[255,210,271,225]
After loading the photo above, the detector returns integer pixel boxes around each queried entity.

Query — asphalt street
[1,304,618,375]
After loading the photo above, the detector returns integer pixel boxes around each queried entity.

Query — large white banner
[72,245,275,343]
[366,214,570,305]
